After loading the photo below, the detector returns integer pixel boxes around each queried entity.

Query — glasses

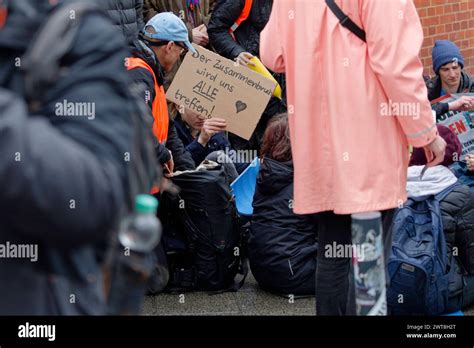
[144,38,187,55]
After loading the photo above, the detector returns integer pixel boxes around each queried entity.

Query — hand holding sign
[236,52,256,67]
[167,44,276,139]
[448,95,474,112]
[198,118,227,146]
[432,93,474,157]
[192,24,209,46]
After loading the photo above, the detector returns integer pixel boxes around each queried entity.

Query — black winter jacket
[248,158,317,295]
[128,39,195,171]
[0,1,134,314]
[426,71,474,119]
[101,0,145,48]
[441,184,474,272]
[440,184,474,310]
[208,0,273,60]
[440,185,474,249]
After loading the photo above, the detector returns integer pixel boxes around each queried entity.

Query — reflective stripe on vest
[229,0,253,39]
[126,57,169,144]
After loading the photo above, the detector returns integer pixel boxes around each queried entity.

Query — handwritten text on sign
[166,44,276,140]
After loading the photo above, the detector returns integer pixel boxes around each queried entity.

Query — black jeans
[315,209,395,315]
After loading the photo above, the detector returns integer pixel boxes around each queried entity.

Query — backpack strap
[21,2,104,111]
[434,182,460,203]
[210,213,249,295]
[325,0,366,43]
[229,0,252,40]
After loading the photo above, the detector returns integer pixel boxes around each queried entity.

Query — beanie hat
[409,125,462,167]
[432,40,464,74]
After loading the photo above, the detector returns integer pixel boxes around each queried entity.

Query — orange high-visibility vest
[126,57,169,144]
[229,0,253,40]
[0,3,7,30]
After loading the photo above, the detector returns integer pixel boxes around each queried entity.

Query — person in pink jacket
[260,0,447,315]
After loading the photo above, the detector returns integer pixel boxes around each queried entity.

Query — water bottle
[118,194,162,253]
[351,212,387,316]
[107,194,162,315]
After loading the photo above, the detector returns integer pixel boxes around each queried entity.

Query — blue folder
[230,157,260,216]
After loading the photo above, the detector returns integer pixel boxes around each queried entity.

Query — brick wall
[414,0,474,77]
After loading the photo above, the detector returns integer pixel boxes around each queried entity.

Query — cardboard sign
[166,44,277,140]
[432,93,474,158]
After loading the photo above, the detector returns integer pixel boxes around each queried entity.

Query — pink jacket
[260,0,438,215]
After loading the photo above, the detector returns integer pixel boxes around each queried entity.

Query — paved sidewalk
[142,270,474,316]
[142,271,315,316]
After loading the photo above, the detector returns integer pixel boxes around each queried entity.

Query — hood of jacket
[407,165,458,197]
[427,70,474,101]
[257,157,293,195]
[0,0,103,50]
[131,37,166,85]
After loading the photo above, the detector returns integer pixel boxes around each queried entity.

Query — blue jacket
[174,115,233,166]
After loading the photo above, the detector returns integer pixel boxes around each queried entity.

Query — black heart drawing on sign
[235,100,247,113]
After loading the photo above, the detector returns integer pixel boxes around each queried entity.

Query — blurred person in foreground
[0,0,141,314]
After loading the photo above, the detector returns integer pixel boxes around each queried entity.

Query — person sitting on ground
[248,114,318,296]
[127,12,196,174]
[426,40,474,119]
[174,106,249,179]
[408,125,474,312]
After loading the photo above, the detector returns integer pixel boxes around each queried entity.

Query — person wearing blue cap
[426,40,474,119]
[127,12,196,174]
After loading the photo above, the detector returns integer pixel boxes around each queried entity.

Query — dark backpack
[387,184,461,315]
[159,163,248,292]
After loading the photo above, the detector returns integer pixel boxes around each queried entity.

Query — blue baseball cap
[143,12,196,54]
